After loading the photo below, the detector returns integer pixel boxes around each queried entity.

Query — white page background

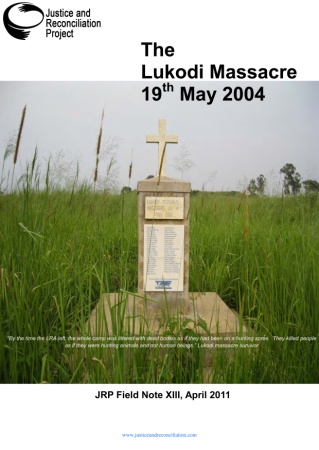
[1,1,318,448]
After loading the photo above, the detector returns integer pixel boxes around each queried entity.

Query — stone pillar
[137,175,191,314]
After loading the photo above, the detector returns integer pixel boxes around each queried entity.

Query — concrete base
[87,292,247,337]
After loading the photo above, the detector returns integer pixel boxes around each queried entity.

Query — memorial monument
[88,119,246,336]
[137,119,190,314]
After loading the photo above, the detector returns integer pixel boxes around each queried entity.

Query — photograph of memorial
[0,81,318,383]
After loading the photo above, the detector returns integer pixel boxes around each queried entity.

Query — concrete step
[87,292,247,337]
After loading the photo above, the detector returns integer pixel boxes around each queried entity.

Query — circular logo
[3,2,44,40]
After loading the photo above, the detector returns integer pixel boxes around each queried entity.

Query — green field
[1,187,318,383]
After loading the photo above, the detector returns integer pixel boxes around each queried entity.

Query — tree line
[248,163,319,196]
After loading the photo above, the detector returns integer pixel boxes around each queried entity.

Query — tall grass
[0,178,318,383]
[10,105,27,191]
[94,109,104,190]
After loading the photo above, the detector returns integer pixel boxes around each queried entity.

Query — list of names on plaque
[144,224,184,291]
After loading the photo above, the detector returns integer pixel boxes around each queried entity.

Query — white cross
[146,119,178,177]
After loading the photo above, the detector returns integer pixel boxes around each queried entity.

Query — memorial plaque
[145,197,184,220]
[143,224,184,291]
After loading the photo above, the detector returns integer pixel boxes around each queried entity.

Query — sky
[0,81,318,192]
